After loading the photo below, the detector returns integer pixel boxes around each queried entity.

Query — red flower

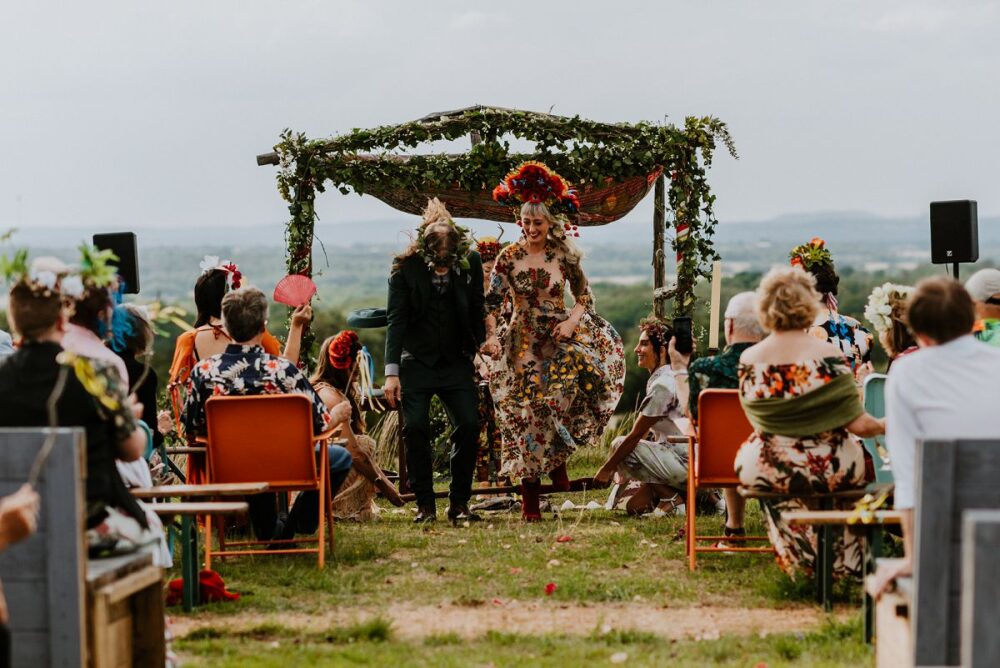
[544,582,557,596]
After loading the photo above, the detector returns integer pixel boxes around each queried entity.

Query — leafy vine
[271,107,735,333]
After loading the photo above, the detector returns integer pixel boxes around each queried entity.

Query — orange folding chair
[200,394,338,569]
[686,389,774,570]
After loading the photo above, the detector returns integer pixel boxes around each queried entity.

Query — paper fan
[273,274,317,307]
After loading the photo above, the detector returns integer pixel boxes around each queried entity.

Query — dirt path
[171,602,845,641]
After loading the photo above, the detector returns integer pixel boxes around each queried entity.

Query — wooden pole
[652,174,666,318]
[708,260,723,354]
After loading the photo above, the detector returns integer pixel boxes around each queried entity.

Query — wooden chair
[960,510,1000,668]
[201,394,338,569]
[910,439,1000,666]
[862,374,893,484]
[686,390,773,571]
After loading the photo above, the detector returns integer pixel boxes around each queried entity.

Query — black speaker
[93,232,140,294]
[930,200,978,265]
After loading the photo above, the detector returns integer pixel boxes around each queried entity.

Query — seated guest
[593,318,687,515]
[0,257,168,565]
[863,283,917,367]
[181,287,353,540]
[669,291,766,542]
[790,238,873,374]
[965,268,1000,347]
[311,331,404,519]
[735,266,884,580]
[168,258,310,388]
[59,247,130,385]
[874,277,1000,596]
[0,329,12,359]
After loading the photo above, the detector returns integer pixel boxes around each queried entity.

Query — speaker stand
[952,262,960,280]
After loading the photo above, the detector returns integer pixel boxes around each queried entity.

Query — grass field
[169,444,873,667]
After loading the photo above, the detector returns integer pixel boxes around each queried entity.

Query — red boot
[548,464,570,492]
[520,478,542,522]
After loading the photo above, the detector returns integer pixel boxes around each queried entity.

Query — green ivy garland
[271,108,736,353]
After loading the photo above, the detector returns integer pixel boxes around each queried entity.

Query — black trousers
[400,356,480,508]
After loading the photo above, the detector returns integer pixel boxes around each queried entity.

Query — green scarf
[740,371,863,437]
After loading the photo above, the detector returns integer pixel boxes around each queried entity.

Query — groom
[384,199,486,524]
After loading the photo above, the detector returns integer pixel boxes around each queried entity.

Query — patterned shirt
[181,344,331,438]
[638,365,684,444]
[974,319,1000,347]
[687,342,755,421]
[809,311,872,372]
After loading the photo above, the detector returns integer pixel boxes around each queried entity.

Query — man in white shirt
[875,276,1000,596]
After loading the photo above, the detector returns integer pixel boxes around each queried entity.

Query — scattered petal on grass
[544,582,557,596]
[556,535,573,543]
[509,567,523,575]
[410,562,418,568]
[609,521,621,526]
[457,539,468,545]
[610,652,628,664]
[269,641,280,649]
[462,521,470,528]
[754,663,768,668]
[559,500,576,511]
[600,623,612,635]
[503,544,512,549]
[547,559,561,568]
[491,597,504,606]
[648,543,659,548]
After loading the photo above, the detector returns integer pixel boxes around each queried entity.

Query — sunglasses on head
[986,296,1000,306]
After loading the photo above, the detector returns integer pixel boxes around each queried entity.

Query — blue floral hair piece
[109,304,137,353]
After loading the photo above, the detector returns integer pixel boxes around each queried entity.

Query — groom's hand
[384,376,401,408]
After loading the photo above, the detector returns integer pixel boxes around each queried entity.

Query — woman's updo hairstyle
[7,282,63,341]
[194,269,229,328]
[756,266,821,332]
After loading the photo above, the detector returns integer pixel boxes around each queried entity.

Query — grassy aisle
[171,447,872,666]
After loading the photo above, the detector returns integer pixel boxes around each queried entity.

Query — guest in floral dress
[483,162,625,520]
[735,266,885,579]
[790,238,873,374]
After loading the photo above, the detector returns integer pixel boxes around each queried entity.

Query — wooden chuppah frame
[257,105,735,497]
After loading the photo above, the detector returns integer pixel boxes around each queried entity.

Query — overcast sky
[3,1,999,246]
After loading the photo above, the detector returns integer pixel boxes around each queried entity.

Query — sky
[2,1,999,247]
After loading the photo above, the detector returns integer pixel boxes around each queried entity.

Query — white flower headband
[198,255,242,290]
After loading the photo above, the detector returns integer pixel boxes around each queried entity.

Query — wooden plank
[99,565,162,605]
[44,429,85,668]
[875,588,912,668]
[784,510,903,526]
[130,482,269,499]
[132,573,167,666]
[86,552,154,588]
[962,510,1000,668]
[912,440,956,667]
[147,501,249,516]
[0,429,86,667]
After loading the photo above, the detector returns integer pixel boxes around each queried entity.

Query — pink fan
[273,274,317,307]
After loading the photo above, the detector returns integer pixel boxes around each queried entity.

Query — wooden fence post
[652,174,666,318]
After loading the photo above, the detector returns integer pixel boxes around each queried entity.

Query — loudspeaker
[930,200,978,265]
[93,232,140,294]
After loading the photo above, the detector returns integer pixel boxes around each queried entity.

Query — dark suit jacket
[385,251,486,370]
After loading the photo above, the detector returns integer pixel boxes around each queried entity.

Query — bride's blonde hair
[520,201,586,288]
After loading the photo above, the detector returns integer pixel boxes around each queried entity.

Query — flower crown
[415,198,474,272]
[789,237,833,270]
[639,315,672,347]
[475,235,507,263]
[1,248,87,300]
[328,330,360,370]
[492,161,581,236]
[864,283,912,335]
[199,255,242,290]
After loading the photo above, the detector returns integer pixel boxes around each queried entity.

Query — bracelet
[673,370,689,378]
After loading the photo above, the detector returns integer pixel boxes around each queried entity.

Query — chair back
[861,373,893,484]
[696,389,753,486]
[205,394,319,490]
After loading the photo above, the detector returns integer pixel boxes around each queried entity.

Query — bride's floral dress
[486,241,625,479]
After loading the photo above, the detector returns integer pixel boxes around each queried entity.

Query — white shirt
[885,335,1000,509]
[638,365,684,444]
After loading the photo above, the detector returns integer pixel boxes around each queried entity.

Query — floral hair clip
[864,283,913,335]
[789,237,833,270]
[198,255,242,290]
[328,330,360,370]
